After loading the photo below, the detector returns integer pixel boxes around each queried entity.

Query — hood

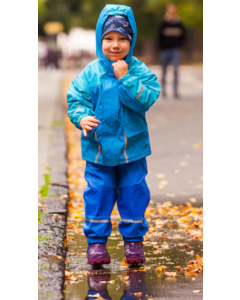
[96,4,137,69]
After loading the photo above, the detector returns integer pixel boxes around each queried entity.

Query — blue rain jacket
[67,4,161,166]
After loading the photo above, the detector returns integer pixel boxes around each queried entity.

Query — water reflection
[121,270,146,300]
[86,272,111,300]
[85,269,147,300]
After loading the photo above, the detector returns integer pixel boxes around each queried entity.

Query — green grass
[39,265,56,270]
[38,212,45,224]
[38,235,52,240]
[52,120,64,126]
[39,265,50,270]
[38,235,52,245]
[38,292,56,298]
[39,173,51,198]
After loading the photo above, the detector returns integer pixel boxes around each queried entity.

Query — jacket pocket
[86,127,96,139]
[123,118,147,138]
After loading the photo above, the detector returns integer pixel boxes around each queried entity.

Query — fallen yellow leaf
[193,143,200,149]
[156,266,168,272]
[120,257,129,267]
[185,270,196,276]
[121,275,129,281]
[156,174,165,179]
[149,226,156,231]
[90,293,104,299]
[65,270,71,278]
[54,255,63,260]
[189,197,197,203]
[165,271,177,277]
[166,193,176,198]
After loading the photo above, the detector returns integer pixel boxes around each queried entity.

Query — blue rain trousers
[83,158,150,243]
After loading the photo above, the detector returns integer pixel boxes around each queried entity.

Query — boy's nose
[112,41,120,47]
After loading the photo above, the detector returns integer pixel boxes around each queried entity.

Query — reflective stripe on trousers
[83,158,150,243]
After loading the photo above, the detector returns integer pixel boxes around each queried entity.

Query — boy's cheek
[104,53,115,61]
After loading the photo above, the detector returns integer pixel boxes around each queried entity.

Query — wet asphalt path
[146,65,203,205]
[38,69,64,187]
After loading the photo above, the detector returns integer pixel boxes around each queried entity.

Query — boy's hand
[112,60,129,79]
[80,116,100,137]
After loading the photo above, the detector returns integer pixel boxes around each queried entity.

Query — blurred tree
[38,0,48,21]
[38,0,203,53]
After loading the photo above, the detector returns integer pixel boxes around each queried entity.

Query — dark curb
[38,89,68,300]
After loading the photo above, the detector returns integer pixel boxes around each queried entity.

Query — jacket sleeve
[118,65,161,114]
[67,70,94,130]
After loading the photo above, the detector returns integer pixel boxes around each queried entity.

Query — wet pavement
[38,69,64,187]
[64,191,203,300]
[38,69,69,300]
[146,65,203,205]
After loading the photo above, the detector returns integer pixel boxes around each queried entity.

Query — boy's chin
[108,56,127,61]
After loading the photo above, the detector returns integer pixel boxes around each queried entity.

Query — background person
[157,4,186,99]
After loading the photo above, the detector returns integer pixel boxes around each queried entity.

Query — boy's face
[102,31,130,61]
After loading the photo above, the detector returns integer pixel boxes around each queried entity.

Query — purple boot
[124,242,146,264]
[87,243,111,265]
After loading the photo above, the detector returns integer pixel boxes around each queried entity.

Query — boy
[67,4,161,265]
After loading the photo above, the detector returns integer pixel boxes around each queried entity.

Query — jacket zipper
[94,131,101,164]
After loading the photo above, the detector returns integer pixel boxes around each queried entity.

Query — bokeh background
[38,0,203,68]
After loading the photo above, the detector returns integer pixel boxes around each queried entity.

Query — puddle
[64,208,203,299]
